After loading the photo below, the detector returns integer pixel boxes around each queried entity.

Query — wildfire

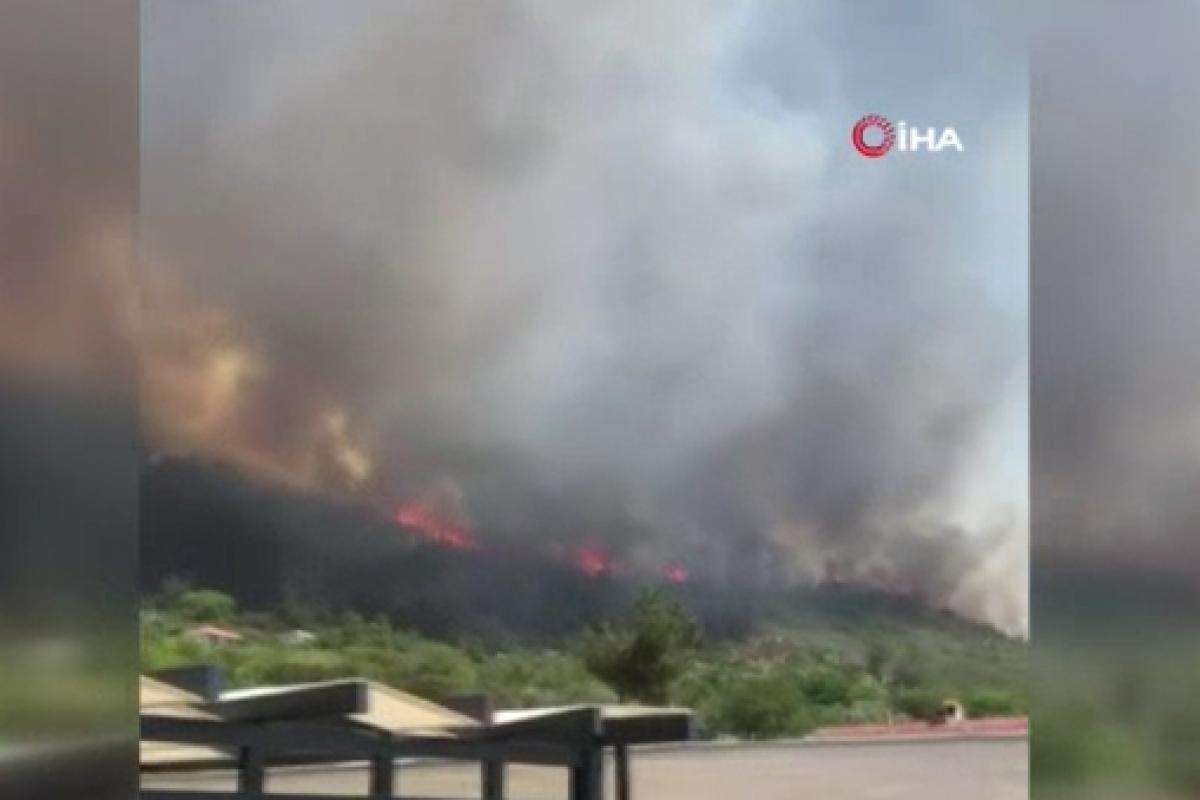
[571,546,620,578]
[661,562,689,584]
[394,500,476,550]
[389,496,688,584]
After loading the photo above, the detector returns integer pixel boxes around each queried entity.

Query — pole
[569,746,602,800]
[237,746,264,798]
[614,743,631,800]
[482,759,505,799]
[370,753,394,798]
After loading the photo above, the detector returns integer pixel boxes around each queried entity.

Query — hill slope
[141,456,1020,645]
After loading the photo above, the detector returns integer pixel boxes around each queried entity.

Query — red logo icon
[851,114,895,158]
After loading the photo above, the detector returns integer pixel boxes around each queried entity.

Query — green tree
[799,665,853,706]
[864,637,895,683]
[583,589,700,704]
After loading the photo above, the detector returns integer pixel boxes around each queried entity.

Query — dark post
[614,743,631,800]
[482,759,505,800]
[237,746,264,798]
[569,747,602,800]
[370,753,394,798]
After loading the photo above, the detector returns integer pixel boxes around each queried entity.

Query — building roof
[139,676,214,720]
[139,677,228,770]
[213,678,479,733]
[350,681,480,735]
[139,675,480,770]
[494,704,695,744]
[141,670,696,775]
[494,704,692,723]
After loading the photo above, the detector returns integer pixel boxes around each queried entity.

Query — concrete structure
[140,667,695,800]
[940,699,965,725]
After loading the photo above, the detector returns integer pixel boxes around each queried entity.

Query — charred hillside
[140,456,1003,643]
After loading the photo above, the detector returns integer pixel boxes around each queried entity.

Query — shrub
[230,647,353,686]
[171,589,237,624]
[702,667,817,739]
[480,650,616,708]
[139,585,1029,743]
[964,688,1020,718]
[391,642,480,701]
[799,666,853,706]
[892,687,946,722]
[140,627,209,669]
[583,589,700,704]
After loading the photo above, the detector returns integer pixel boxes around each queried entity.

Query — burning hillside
[393,482,477,551]
[140,456,1014,641]
[139,3,1028,635]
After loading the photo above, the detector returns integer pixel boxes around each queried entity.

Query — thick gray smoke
[1029,7,1200,795]
[1034,3,1200,595]
[142,1,1027,633]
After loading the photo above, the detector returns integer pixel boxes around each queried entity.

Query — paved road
[145,738,1027,799]
[614,739,1027,800]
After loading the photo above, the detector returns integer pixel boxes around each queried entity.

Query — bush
[140,623,210,669]
[583,589,700,704]
[701,666,817,739]
[480,650,616,708]
[389,642,480,701]
[139,585,1029,742]
[847,674,887,704]
[799,666,853,706]
[230,647,353,686]
[964,688,1020,718]
[171,589,237,624]
[892,687,946,722]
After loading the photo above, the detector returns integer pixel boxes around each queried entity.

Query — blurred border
[1032,2,1200,798]
[0,1,139,797]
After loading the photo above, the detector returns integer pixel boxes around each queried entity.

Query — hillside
[141,455,1026,738]
[141,455,1021,644]
[141,585,1026,740]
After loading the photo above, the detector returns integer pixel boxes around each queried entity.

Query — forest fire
[571,546,620,578]
[393,500,476,550]
[392,489,689,583]
[661,562,690,584]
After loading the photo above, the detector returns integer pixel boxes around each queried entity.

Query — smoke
[1033,3,1200,592]
[1,0,137,391]
[141,1,1027,633]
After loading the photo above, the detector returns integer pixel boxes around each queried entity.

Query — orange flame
[394,500,476,550]
[572,546,619,578]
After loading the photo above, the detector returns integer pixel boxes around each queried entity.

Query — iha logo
[851,114,963,158]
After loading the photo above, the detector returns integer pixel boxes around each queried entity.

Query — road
[144,737,1028,799]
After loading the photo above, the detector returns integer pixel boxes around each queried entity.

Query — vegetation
[582,589,700,704]
[141,584,1027,740]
